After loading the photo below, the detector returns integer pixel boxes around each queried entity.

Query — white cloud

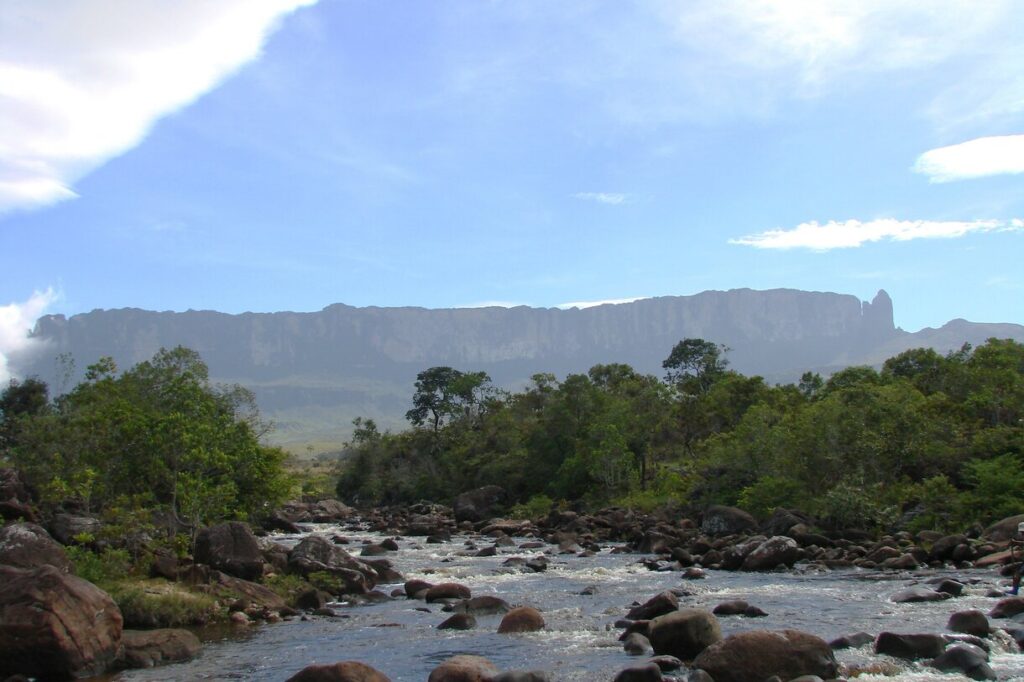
[913,135,1024,182]
[730,218,1021,251]
[0,0,317,214]
[572,192,628,205]
[0,288,59,383]
[557,297,648,310]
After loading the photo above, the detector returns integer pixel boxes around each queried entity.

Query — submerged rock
[114,629,201,670]
[286,661,391,682]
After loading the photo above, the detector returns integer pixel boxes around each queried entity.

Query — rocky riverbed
[108,519,1024,681]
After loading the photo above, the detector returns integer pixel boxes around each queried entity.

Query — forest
[336,337,1024,532]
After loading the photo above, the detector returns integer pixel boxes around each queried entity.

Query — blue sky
[1,0,1023,378]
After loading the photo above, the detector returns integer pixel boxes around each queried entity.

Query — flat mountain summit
[14,288,1023,446]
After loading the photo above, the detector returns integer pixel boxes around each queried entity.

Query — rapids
[113,525,1024,681]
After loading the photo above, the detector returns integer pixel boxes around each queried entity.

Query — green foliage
[306,570,349,596]
[509,494,555,519]
[959,454,1024,525]
[332,337,1024,532]
[738,476,806,520]
[66,546,133,586]
[264,573,314,607]
[5,347,291,532]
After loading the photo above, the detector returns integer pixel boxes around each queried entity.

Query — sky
[2,0,1023,380]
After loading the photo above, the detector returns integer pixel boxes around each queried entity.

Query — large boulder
[0,564,123,679]
[929,534,969,562]
[648,608,722,660]
[194,521,265,581]
[930,645,995,681]
[452,595,511,615]
[0,522,72,572]
[983,514,1024,542]
[114,629,201,669]
[948,610,991,637]
[288,535,378,594]
[425,583,472,603]
[874,632,946,660]
[498,606,545,633]
[761,509,810,537]
[311,499,354,523]
[453,486,507,523]
[989,597,1024,619]
[741,536,801,571]
[701,506,756,536]
[287,661,391,682]
[428,655,498,682]
[49,513,103,546]
[693,630,838,682]
[0,468,32,503]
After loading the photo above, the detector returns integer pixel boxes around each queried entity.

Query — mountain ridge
[13,288,1023,445]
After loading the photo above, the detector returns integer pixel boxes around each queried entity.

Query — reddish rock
[0,522,71,572]
[194,522,265,581]
[648,608,722,660]
[115,629,201,669]
[0,564,123,679]
[498,606,545,633]
[694,629,837,682]
[287,661,391,682]
[428,655,498,682]
[425,583,471,603]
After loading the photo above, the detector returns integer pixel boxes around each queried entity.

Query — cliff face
[15,287,1019,444]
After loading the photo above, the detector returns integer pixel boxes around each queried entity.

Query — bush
[107,582,219,628]
[816,480,897,531]
[66,546,133,586]
[509,494,555,520]
[959,453,1024,526]
[264,573,313,606]
[738,476,805,520]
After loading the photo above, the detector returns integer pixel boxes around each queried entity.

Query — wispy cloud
[730,218,1022,251]
[913,135,1024,182]
[0,0,317,215]
[572,192,628,205]
[557,297,648,310]
[0,288,59,383]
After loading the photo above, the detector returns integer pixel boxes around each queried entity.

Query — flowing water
[113,525,1024,681]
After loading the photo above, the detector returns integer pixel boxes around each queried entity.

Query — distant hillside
[12,288,1023,446]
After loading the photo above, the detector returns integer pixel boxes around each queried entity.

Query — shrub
[107,582,220,628]
[66,546,132,586]
[509,494,555,520]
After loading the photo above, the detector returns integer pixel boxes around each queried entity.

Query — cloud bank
[730,218,1022,251]
[0,0,317,214]
[0,289,58,383]
[914,135,1024,182]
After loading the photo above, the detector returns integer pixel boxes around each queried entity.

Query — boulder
[828,632,873,649]
[627,591,679,620]
[288,535,377,594]
[648,608,722,660]
[425,583,472,603]
[712,600,764,617]
[114,629,201,669]
[693,630,838,682]
[623,632,652,655]
[948,610,990,637]
[0,468,32,503]
[49,513,102,546]
[286,661,391,682]
[0,498,37,523]
[701,506,756,536]
[930,645,995,681]
[874,632,946,660]
[741,536,801,571]
[498,606,545,633]
[0,564,123,679]
[451,595,511,615]
[404,579,433,598]
[0,522,71,572]
[890,587,950,603]
[929,534,969,561]
[438,613,477,630]
[983,514,1024,542]
[991,597,1024,619]
[933,579,965,597]
[613,663,663,682]
[428,655,498,682]
[453,486,507,523]
[214,571,288,612]
[760,509,809,537]
[311,499,354,522]
[194,522,265,581]
[490,672,551,682]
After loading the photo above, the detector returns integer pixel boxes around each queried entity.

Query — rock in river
[693,629,838,682]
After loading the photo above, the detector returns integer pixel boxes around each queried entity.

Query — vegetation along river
[111,524,1024,681]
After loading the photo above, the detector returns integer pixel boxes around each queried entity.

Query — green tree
[663,338,729,395]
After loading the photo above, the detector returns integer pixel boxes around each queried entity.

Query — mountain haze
[14,288,1023,446]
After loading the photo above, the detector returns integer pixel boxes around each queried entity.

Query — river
[113,524,1024,681]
